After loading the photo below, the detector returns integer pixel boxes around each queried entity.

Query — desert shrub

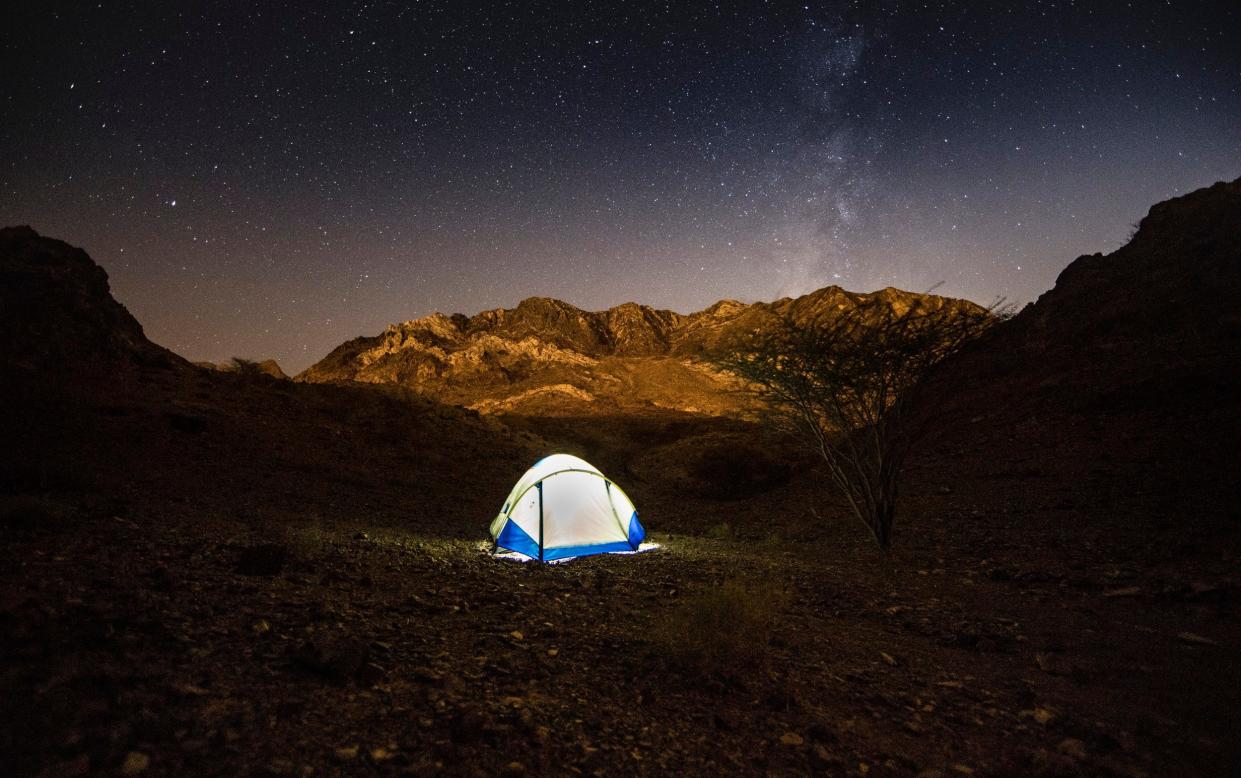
[712,297,1001,551]
[687,442,790,500]
[651,578,788,678]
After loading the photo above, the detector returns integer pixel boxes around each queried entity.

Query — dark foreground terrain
[1,179,1239,777]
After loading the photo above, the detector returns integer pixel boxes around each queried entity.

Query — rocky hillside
[0,226,536,523]
[299,286,984,415]
[0,226,184,373]
[920,177,1241,452]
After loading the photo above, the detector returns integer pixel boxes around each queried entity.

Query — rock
[502,761,526,776]
[167,412,208,434]
[547,648,559,657]
[370,747,395,762]
[148,565,174,591]
[353,532,369,541]
[779,732,804,746]
[451,708,486,743]
[1177,631,1218,646]
[413,666,444,685]
[510,630,524,641]
[812,745,841,767]
[1057,738,1088,760]
[291,636,370,681]
[236,543,289,576]
[252,619,271,637]
[1034,653,1073,676]
[334,746,359,761]
[120,751,151,774]
[359,662,387,685]
[1033,707,1056,725]
[880,652,898,666]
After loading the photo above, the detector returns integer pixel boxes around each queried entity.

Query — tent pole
[604,481,630,548]
[537,481,545,564]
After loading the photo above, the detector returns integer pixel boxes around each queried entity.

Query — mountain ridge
[298,285,986,415]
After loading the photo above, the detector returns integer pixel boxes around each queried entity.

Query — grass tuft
[651,578,788,678]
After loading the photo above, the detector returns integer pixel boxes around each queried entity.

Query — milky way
[3,1,1238,371]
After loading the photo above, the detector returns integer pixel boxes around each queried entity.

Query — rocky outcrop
[196,358,290,379]
[917,176,1241,487]
[299,284,984,415]
[0,226,182,372]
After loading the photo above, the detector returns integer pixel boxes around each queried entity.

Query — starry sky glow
[3,0,1239,372]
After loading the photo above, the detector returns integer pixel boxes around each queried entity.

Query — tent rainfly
[490,454,646,562]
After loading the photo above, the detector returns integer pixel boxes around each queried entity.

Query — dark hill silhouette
[918,177,1241,486]
[0,226,182,371]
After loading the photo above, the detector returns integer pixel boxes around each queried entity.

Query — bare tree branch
[711,295,1002,552]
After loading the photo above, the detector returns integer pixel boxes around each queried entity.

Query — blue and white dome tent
[489,454,646,562]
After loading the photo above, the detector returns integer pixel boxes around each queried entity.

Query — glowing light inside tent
[488,454,648,563]
[490,542,661,564]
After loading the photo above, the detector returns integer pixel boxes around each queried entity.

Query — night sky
[3,1,1239,372]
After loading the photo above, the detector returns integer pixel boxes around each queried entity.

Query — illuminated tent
[489,454,645,562]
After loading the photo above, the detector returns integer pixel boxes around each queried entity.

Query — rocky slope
[0,226,184,373]
[0,225,535,525]
[917,177,1241,483]
[299,286,984,415]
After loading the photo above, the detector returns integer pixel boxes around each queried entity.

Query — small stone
[510,630,524,641]
[353,532,369,541]
[810,744,841,767]
[236,543,289,576]
[1034,653,1072,675]
[502,761,526,776]
[370,747,394,762]
[252,619,271,637]
[880,652,898,666]
[1102,587,1141,598]
[333,746,357,761]
[547,648,559,657]
[779,732,804,746]
[1032,707,1056,725]
[358,662,386,685]
[1057,738,1088,760]
[1177,631,1217,646]
[121,751,151,775]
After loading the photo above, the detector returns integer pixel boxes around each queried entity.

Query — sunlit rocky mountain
[298,287,985,415]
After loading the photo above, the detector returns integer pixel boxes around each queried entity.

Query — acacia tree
[713,297,999,552]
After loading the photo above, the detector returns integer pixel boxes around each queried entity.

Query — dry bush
[651,578,788,678]
[713,297,1001,551]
